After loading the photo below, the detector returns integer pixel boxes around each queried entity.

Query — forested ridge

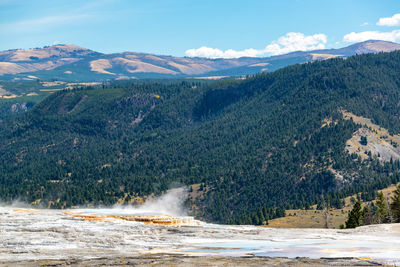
[1,51,400,223]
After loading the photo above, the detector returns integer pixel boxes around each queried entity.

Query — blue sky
[0,0,399,58]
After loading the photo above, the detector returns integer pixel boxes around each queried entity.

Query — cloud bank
[185,32,327,59]
[342,13,400,44]
[377,13,400,27]
[343,30,400,43]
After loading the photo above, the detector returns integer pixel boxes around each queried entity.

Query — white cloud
[185,32,327,59]
[360,22,369,26]
[343,30,400,43]
[264,32,327,55]
[377,13,400,27]
[185,47,261,58]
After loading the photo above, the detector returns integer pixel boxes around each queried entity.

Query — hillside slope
[1,40,399,81]
[1,52,400,223]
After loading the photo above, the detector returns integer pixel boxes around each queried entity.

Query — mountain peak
[0,44,96,63]
[350,40,400,54]
[45,44,91,52]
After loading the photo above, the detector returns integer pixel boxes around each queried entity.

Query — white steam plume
[75,187,188,217]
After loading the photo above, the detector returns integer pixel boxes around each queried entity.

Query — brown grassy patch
[268,183,399,228]
[311,53,342,60]
[113,57,178,74]
[249,62,270,67]
[89,59,115,75]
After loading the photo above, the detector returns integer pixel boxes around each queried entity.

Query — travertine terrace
[1,207,400,266]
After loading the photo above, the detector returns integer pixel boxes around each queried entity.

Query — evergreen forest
[1,51,400,223]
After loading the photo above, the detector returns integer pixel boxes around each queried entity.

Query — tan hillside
[167,61,214,75]
[113,57,178,74]
[89,59,115,75]
[0,44,90,62]
[249,62,270,67]
[311,53,341,60]
[0,85,17,97]
[364,40,400,53]
[0,62,30,75]
[0,44,95,77]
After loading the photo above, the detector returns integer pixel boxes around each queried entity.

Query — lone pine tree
[345,201,362,228]
[391,184,400,223]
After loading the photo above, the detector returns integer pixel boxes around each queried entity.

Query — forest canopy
[1,51,400,223]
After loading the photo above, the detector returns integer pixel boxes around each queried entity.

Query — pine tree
[376,192,389,223]
[361,205,372,225]
[345,201,362,228]
[257,209,266,225]
[360,136,368,146]
[390,184,400,223]
[369,201,378,222]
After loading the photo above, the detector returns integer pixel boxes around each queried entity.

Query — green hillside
[1,51,400,223]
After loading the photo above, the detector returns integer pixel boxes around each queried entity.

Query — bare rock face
[342,110,400,162]
[10,102,28,113]
[346,127,400,161]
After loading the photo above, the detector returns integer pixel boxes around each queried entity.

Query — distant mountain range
[0,40,400,81]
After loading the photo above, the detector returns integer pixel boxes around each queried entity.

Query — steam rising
[75,187,188,217]
[127,187,187,216]
[0,199,32,208]
[0,187,188,218]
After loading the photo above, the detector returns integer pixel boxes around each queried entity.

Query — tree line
[345,184,400,228]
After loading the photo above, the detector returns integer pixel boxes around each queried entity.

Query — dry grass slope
[268,183,399,229]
